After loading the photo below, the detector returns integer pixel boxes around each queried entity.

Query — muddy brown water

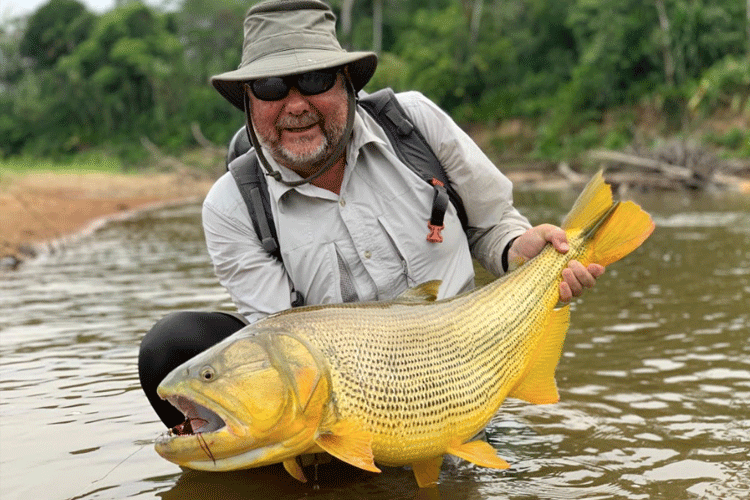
[1,188,748,500]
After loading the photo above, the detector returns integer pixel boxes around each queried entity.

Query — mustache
[277,113,319,129]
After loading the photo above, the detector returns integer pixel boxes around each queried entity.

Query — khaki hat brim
[211,50,377,111]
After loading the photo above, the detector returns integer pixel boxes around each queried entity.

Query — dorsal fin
[561,170,613,233]
[395,280,441,303]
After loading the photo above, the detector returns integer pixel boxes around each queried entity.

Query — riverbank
[0,169,214,269]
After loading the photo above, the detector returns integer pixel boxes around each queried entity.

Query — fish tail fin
[584,200,655,267]
[563,171,655,267]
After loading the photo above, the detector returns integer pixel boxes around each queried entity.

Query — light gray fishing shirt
[202,91,531,323]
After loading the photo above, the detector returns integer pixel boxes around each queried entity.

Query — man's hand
[507,224,604,302]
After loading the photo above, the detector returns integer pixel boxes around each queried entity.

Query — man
[139,0,603,428]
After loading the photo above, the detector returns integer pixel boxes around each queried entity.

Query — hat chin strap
[243,77,356,188]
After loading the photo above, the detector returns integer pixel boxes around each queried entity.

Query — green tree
[3,0,748,161]
[19,0,94,69]
[177,0,245,84]
[0,24,31,156]
[663,0,746,84]
[0,21,25,86]
[56,2,184,147]
[476,0,577,118]
[173,0,246,143]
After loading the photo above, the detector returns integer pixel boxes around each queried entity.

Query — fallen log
[588,150,698,183]
[588,149,750,192]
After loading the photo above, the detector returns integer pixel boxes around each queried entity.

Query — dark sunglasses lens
[297,71,337,95]
[251,77,289,101]
[250,70,338,101]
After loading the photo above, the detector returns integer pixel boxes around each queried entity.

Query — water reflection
[159,465,434,500]
[1,190,748,500]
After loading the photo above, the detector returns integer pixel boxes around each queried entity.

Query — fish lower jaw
[154,426,253,471]
[164,441,306,472]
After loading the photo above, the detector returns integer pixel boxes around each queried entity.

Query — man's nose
[283,87,311,114]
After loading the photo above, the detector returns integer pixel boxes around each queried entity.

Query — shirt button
[339,198,346,207]
[364,251,372,259]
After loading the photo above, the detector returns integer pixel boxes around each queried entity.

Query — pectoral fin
[314,420,381,473]
[411,456,443,487]
[446,439,510,469]
[509,306,570,404]
[283,458,307,483]
[395,280,441,303]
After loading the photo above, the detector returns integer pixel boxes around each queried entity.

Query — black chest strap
[358,88,468,239]
[228,153,279,259]
[228,155,304,307]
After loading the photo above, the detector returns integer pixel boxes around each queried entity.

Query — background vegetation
[1,0,748,168]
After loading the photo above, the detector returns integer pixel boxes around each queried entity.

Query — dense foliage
[1,0,747,163]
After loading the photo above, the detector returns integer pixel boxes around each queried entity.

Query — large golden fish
[154,171,654,487]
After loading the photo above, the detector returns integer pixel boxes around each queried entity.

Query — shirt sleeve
[201,174,293,323]
[396,91,532,277]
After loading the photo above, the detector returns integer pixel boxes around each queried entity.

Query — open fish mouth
[166,396,226,436]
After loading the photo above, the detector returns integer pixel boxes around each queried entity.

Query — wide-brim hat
[211,0,378,111]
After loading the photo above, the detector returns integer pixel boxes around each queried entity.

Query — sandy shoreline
[0,170,214,268]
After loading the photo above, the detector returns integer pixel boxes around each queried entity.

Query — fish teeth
[167,395,226,433]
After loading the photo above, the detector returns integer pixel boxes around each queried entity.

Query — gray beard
[256,120,346,175]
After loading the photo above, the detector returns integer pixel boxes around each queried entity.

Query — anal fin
[314,420,381,473]
[509,306,570,404]
[446,439,510,469]
[412,456,443,488]
[283,458,307,483]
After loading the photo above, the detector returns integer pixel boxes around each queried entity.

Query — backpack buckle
[427,222,445,243]
[427,178,449,243]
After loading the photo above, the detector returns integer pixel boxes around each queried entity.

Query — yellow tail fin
[586,201,655,267]
[563,171,655,267]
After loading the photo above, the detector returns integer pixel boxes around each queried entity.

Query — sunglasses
[248,69,340,101]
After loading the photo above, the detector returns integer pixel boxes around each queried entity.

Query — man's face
[248,73,349,176]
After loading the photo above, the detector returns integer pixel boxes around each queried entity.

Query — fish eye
[199,366,216,382]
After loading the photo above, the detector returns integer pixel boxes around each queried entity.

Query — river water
[1,186,748,500]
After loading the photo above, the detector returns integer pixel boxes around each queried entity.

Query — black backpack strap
[359,88,469,242]
[228,152,280,259]
[226,125,252,166]
[228,151,305,307]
